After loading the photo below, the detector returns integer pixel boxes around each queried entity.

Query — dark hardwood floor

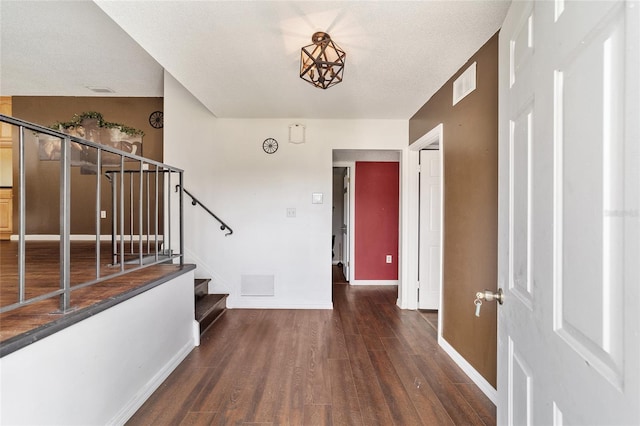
[127,266,496,425]
[0,240,183,343]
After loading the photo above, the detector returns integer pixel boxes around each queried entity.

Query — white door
[418,149,441,309]
[498,1,639,424]
[342,168,350,281]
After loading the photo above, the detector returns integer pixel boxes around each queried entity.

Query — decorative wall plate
[149,111,163,129]
[263,138,278,154]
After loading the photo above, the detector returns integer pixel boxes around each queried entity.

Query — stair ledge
[195,294,226,318]
[194,278,211,298]
[195,294,228,335]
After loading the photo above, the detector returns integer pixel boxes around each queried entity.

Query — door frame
[408,123,444,335]
[417,148,442,310]
[409,124,497,403]
[333,161,354,283]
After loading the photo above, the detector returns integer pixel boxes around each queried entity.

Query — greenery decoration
[50,111,145,137]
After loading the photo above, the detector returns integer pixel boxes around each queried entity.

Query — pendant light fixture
[299,32,346,89]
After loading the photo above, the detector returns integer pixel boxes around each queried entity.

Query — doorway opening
[410,124,444,336]
[331,166,349,283]
[332,149,401,297]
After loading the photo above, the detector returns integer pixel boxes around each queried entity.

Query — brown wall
[12,97,163,235]
[409,33,499,387]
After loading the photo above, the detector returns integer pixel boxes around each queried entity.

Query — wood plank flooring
[0,240,182,343]
[127,267,496,425]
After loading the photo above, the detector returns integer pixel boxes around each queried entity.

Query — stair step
[195,293,228,336]
[194,278,211,298]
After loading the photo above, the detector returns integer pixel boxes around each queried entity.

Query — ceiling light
[299,32,346,89]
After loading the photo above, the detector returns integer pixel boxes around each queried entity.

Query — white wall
[164,71,408,309]
[0,270,196,425]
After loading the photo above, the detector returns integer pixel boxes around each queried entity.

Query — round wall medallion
[149,111,163,129]
[262,138,278,154]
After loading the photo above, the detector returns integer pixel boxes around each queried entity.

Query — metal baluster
[138,163,143,265]
[95,148,101,278]
[155,167,159,261]
[59,136,71,311]
[110,172,117,265]
[146,167,150,256]
[120,157,125,271]
[18,126,26,303]
[167,170,171,259]
[179,171,184,266]
[129,170,134,255]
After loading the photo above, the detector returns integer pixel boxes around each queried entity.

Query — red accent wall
[354,162,399,280]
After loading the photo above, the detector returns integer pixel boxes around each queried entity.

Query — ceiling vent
[452,62,476,106]
[86,86,115,93]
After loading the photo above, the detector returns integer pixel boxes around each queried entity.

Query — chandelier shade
[300,32,346,89]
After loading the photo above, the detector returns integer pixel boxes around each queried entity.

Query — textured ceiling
[1,0,510,119]
[0,0,164,97]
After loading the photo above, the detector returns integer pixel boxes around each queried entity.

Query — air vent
[452,62,476,106]
[86,86,115,93]
[241,274,275,296]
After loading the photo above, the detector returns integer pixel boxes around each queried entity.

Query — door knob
[473,288,503,317]
[476,288,504,304]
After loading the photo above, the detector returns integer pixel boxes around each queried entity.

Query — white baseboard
[192,320,201,347]
[11,234,164,242]
[109,339,194,425]
[438,335,497,405]
[349,279,398,286]
[226,298,333,310]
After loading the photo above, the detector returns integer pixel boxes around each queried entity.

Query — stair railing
[176,185,233,236]
[0,113,185,314]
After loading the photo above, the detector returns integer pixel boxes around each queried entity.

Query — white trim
[399,148,418,308]
[10,234,163,242]
[349,280,398,286]
[405,123,444,322]
[226,299,333,310]
[438,335,498,405]
[332,160,355,283]
[192,320,200,347]
[411,123,443,149]
[109,340,194,425]
[347,163,356,284]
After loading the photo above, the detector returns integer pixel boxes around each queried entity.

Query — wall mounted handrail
[0,113,185,315]
[176,185,233,236]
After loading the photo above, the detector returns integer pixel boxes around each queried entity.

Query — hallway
[128,271,495,425]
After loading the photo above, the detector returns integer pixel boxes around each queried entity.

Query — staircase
[194,278,228,335]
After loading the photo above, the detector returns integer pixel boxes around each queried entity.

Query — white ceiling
[0,0,510,120]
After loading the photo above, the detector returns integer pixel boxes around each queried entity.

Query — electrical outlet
[286,208,296,218]
[386,255,392,263]
[100,210,107,219]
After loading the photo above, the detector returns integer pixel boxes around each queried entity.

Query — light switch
[312,193,323,204]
